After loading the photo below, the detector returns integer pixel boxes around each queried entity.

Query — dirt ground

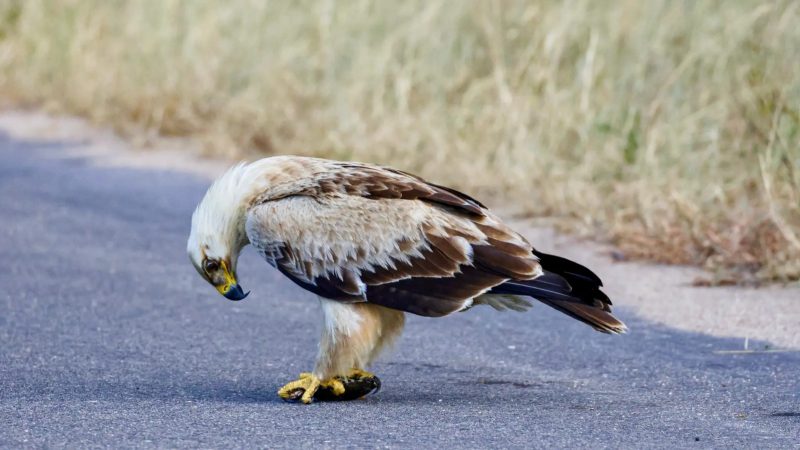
[2,109,798,349]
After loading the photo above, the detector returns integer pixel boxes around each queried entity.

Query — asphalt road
[1,132,798,449]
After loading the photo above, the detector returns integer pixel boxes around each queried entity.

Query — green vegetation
[1,0,798,282]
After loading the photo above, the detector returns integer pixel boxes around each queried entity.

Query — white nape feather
[187,158,288,268]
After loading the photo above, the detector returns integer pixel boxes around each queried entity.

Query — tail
[488,250,627,334]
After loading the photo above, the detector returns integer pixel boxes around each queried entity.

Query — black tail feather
[534,249,603,285]
[489,251,626,334]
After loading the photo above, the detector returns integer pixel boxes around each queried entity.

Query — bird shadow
[5,374,282,405]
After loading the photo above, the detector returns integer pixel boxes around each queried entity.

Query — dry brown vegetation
[0,0,798,283]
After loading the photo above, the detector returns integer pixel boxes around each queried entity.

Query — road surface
[1,132,798,448]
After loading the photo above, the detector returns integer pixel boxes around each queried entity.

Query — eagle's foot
[277,372,344,404]
[315,369,381,401]
[277,370,381,403]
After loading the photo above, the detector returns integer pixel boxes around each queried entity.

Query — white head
[187,162,254,301]
[187,156,319,300]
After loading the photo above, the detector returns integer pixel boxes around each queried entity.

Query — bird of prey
[187,156,626,403]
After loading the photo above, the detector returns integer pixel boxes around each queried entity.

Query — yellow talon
[277,372,348,403]
[321,378,346,396]
[278,373,321,404]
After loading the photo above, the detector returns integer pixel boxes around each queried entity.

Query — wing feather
[244,160,541,316]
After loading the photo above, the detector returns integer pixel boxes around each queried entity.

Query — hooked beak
[220,283,249,301]
[214,261,250,301]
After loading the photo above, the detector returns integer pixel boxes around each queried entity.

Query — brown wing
[308,162,487,216]
[245,162,541,317]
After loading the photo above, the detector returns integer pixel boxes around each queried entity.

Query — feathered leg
[277,299,405,403]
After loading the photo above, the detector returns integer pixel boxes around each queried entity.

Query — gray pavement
[0,133,798,448]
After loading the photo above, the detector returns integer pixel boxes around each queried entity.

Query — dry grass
[0,0,798,282]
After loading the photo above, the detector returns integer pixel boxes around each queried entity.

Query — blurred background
[0,0,797,283]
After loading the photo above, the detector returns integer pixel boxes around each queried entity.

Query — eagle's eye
[203,259,220,273]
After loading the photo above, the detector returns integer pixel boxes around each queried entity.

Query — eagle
[187,156,626,403]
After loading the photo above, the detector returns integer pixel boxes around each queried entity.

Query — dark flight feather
[489,251,625,333]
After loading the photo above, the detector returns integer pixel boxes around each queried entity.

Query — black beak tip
[223,285,249,301]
